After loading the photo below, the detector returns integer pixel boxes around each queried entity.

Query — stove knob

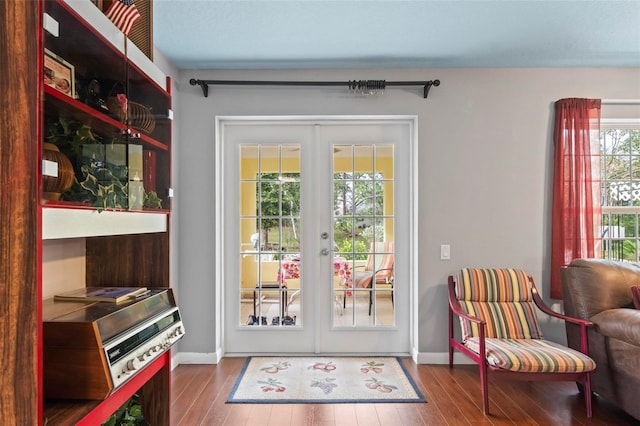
[126,357,141,371]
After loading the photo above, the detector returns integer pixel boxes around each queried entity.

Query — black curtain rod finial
[190,78,209,97]
[423,79,440,99]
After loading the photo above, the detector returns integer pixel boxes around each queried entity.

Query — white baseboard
[171,351,474,366]
[173,350,222,365]
[414,352,475,365]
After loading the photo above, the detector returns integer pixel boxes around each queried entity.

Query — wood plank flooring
[170,357,637,425]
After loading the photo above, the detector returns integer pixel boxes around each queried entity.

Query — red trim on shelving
[75,352,169,426]
[44,85,127,130]
[137,131,170,150]
[54,0,126,62]
[44,86,170,151]
[166,75,173,212]
[41,201,170,214]
[128,60,170,95]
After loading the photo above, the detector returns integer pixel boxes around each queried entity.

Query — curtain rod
[602,99,640,105]
[189,78,440,99]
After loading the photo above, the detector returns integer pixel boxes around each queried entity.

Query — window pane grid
[239,144,300,327]
[333,144,395,327]
[600,128,640,261]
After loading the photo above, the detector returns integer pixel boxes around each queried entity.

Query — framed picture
[44,48,74,97]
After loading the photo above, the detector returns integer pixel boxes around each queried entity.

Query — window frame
[600,119,640,261]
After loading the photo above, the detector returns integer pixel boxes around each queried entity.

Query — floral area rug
[227,357,426,403]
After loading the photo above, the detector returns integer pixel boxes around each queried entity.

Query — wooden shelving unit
[0,1,174,422]
[40,0,173,424]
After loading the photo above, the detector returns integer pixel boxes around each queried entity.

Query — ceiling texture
[153,0,640,70]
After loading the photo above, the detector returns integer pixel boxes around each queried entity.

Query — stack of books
[54,287,150,303]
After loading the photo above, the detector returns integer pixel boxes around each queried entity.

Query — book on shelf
[54,287,149,303]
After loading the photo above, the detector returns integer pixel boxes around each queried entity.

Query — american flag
[105,0,141,36]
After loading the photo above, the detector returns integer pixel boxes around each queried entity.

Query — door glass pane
[333,144,395,327]
[239,144,300,327]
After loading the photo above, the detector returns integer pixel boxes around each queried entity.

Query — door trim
[214,115,419,361]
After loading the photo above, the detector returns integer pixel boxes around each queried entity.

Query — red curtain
[551,98,601,299]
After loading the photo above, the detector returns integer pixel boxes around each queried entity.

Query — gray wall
[174,67,640,359]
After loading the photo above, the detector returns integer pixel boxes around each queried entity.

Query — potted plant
[101,394,149,426]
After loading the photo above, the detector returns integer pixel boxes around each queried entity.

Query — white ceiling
[153,0,640,70]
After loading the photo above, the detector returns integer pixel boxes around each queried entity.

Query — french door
[218,117,415,354]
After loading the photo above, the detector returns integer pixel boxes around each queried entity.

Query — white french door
[218,117,415,354]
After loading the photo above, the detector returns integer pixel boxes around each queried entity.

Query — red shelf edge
[44,85,126,129]
[74,351,170,426]
[40,201,171,215]
[44,86,170,151]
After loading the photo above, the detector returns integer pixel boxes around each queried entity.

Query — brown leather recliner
[561,258,640,420]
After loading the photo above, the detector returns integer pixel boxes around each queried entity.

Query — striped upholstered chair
[448,268,596,417]
[346,242,394,315]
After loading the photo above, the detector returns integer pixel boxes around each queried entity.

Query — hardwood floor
[170,357,637,425]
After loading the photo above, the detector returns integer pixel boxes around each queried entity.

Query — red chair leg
[584,373,593,418]
[448,305,454,368]
[479,361,489,415]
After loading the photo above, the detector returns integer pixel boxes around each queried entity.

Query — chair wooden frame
[345,242,394,315]
[343,264,394,315]
[447,273,595,417]
[632,285,640,309]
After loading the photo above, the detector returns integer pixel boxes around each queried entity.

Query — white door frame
[214,115,420,362]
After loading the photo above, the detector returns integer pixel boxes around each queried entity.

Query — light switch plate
[440,244,451,260]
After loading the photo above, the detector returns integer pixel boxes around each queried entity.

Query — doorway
[217,116,417,355]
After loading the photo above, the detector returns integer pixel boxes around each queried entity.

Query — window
[600,121,640,261]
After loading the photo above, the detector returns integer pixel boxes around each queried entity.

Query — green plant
[336,239,369,260]
[64,162,128,211]
[45,115,103,160]
[102,394,148,426]
[143,191,163,209]
[46,115,164,211]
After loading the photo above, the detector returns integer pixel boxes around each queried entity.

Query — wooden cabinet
[0,1,173,422]
[4,0,174,424]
